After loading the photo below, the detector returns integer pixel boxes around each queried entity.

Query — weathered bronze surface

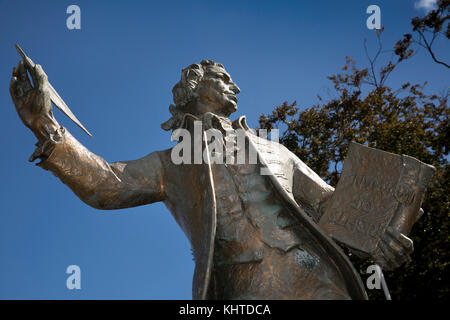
[10,56,434,299]
[319,142,435,255]
[15,44,92,136]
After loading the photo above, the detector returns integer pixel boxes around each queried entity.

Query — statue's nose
[230,83,240,94]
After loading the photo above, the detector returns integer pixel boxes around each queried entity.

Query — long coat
[38,115,368,300]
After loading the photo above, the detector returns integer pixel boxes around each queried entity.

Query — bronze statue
[10,54,432,300]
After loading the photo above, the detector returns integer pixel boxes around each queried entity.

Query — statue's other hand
[371,226,414,271]
[10,60,57,142]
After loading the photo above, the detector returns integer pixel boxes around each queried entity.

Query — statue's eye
[218,74,229,82]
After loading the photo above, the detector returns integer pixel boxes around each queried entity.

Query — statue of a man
[10,59,414,299]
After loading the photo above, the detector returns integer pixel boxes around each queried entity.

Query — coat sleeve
[37,127,166,210]
[291,156,334,223]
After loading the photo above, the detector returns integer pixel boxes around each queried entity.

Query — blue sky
[0,0,448,299]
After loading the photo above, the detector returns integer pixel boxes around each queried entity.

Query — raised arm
[10,60,165,210]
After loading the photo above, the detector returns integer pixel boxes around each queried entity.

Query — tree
[396,0,450,68]
[259,32,449,300]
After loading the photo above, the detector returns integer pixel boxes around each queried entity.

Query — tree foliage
[259,30,449,300]
[396,0,450,68]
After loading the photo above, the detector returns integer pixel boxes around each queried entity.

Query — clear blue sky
[0,0,448,299]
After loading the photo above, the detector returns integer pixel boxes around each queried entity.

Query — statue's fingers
[33,64,48,89]
[377,258,393,272]
[378,239,400,270]
[9,76,18,103]
[18,61,33,92]
[415,208,425,223]
[386,226,414,254]
[383,234,410,266]
[373,247,394,271]
[40,87,53,114]
[12,64,19,77]
[10,68,24,100]
[10,63,29,100]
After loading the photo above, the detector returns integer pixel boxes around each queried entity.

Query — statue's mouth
[227,94,238,103]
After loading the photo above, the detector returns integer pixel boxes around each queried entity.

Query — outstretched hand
[9,60,58,143]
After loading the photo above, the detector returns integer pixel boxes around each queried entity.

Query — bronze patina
[319,142,435,259]
[10,53,434,299]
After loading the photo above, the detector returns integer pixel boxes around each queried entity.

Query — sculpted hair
[161,59,225,131]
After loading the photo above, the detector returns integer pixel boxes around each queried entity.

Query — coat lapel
[236,115,368,300]
[182,117,217,300]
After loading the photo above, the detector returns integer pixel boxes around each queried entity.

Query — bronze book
[318,142,435,254]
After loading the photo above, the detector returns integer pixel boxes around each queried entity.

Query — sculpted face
[190,66,241,117]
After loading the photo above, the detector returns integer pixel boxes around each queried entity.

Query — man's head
[162,60,240,131]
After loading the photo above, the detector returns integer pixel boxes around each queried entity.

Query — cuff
[30,126,66,164]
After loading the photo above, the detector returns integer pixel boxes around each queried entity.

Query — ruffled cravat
[180,112,240,164]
